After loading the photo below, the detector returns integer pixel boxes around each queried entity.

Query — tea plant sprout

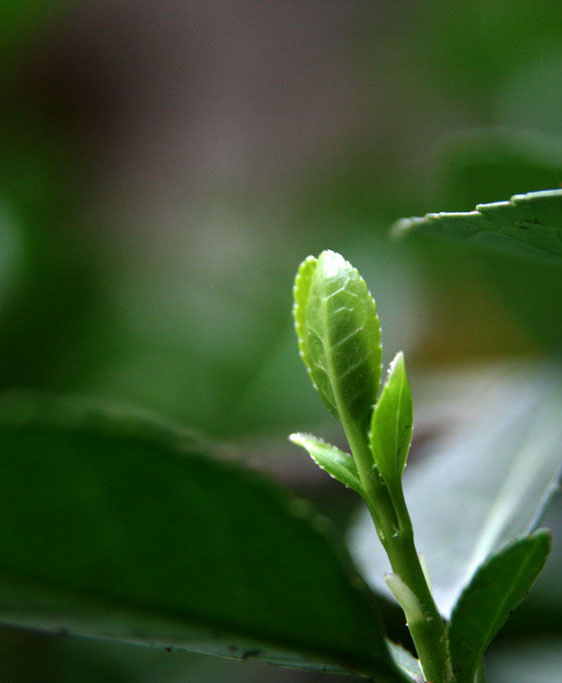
[289,250,550,683]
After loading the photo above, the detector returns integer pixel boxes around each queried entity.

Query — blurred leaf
[394,190,562,263]
[434,129,562,211]
[0,121,108,391]
[0,394,405,681]
[0,626,133,683]
[477,251,562,352]
[496,52,562,136]
[415,1,562,95]
[350,363,562,617]
[0,1,65,82]
[0,0,57,33]
[289,433,362,494]
[448,531,551,683]
[511,487,562,633]
[0,624,283,683]
[426,128,562,351]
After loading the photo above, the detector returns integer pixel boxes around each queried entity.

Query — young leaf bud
[293,250,382,435]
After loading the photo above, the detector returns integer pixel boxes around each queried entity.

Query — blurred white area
[486,638,562,683]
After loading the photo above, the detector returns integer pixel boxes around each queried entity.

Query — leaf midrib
[318,283,353,431]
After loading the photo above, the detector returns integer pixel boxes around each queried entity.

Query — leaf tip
[390,217,416,239]
[317,249,348,277]
[288,432,305,447]
[530,527,552,554]
[387,350,405,376]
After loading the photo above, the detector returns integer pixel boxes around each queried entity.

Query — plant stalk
[345,420,453,683]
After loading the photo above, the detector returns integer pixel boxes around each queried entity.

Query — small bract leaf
[369,351,413,489]
[289,433,362,494]
[394,189,562,263]
[296,250,382,434]
[448,531,551,683]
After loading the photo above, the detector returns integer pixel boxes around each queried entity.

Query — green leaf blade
[448,531,551,683]
[394,189,562,263]
[289,432,363,494]
[369,351,413,488]
[0,394,404,680]
[300,250,382,433]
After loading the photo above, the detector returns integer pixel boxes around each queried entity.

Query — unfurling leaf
[369,351,413,488]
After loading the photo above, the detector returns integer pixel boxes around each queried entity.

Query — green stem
[383,491,453,683]
[345,420,453,683]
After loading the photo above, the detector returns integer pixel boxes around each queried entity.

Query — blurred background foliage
[0,1,560,681]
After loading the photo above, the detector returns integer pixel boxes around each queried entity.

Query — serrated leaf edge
[292,254,318,377]
[289,432,363,494]
[394,189,562,236]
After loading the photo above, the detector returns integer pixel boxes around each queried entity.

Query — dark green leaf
[369,352,413,489]
[394,189,562,263]
[448,531,551,683]
[424,129,562,352]
[0,1,66,82]
[289,432,362,494]
[434,128,562,210]
[0,394,404,681]
[293,250,382,435]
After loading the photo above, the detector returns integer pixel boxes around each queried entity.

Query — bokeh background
[1,1,561,681]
